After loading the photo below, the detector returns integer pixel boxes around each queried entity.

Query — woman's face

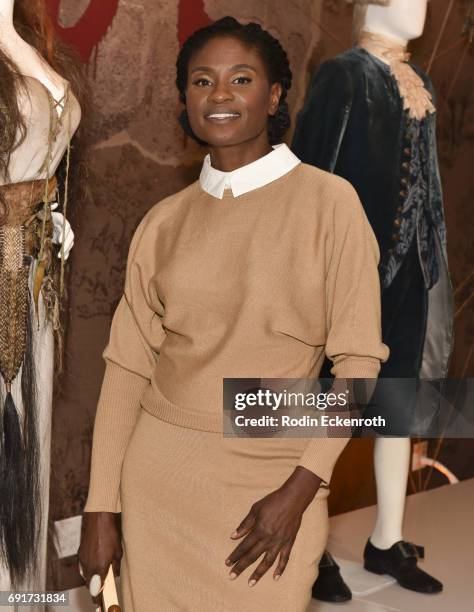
[185,35,282,148]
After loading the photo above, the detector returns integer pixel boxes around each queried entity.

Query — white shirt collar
[199,143,301,199]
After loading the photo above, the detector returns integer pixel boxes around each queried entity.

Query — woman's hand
[225,466,322,586]
[78,512,123,604]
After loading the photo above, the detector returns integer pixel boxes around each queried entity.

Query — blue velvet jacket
[292,47,448,291]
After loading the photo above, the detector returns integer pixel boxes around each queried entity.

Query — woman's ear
[268,83,282,117]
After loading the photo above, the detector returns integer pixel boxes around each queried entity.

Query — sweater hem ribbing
[140,380,223,432]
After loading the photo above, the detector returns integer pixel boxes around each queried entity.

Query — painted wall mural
[47,0,119,62]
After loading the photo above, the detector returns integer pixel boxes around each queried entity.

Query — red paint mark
[177,0,213,46]
[46,0,119,63]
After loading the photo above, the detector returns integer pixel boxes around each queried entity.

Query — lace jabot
[358,30,435,120]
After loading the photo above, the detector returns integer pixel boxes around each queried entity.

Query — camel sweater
[84,159,389,513]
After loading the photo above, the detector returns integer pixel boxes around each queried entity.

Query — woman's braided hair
[176,16,292,146]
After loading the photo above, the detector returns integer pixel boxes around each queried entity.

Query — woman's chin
[196,128,247,149]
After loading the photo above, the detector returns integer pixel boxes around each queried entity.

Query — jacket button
[397,205,403,212]
[392,233,400,241]
[402,162,410,170]
[401,177,408,186]
[404,147,411,155]
[393,218,401,227]
[399,190,408,198]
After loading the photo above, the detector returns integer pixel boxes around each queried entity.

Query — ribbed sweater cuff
[297,437,350,484]
[332,357,381,379]
[298,357,381,483]
[84,362,148,513]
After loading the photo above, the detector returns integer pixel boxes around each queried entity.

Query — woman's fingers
[273,536,295,580]
[228,536,294,585]
[112,557,121,577]
[77,563,103,606]
[78,561,86,581]
[91,592,103,607]
[247,547,280,585]
[230,507,256,539]
[77,554,112,606]
[226,530,260,567]
[77,555,109,586]
[228,540,268,580]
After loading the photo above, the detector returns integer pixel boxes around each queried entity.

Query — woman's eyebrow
[190,63,257,74]
[190,66,213,74]
[230,63,257,73]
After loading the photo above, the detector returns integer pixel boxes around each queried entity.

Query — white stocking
[370,437,411,549]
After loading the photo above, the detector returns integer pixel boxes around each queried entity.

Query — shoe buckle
[397,541,419,559]
[319,551,339,569]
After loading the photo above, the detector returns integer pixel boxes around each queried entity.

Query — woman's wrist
[280,466,322,511]
[82,511,121,527]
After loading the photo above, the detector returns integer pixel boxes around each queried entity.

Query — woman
[79,17,388,611]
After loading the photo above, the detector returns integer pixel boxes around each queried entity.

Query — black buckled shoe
[312,551,352,603]
[363,539,443,594]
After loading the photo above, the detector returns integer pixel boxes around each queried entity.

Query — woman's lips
[205,112,241,123]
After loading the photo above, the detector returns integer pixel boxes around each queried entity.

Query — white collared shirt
[199,143,301,199]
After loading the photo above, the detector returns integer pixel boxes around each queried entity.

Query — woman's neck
[208,135,272,173]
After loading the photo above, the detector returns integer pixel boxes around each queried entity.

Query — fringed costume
[0,76,80,602]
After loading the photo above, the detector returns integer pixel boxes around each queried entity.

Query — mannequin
[361,0,425,553]
[292,0,453,602]
[0,0,81,606]
[363,0,427,42]
[0,0,67,103]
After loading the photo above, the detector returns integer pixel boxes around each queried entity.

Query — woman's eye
[233,76,252,85]
[193,78,212,87]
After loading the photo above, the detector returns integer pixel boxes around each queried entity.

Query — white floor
[50,478,474,612]
[309,478,474,612]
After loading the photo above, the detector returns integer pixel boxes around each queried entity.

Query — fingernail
[89,573,103,597]
[274,574,281,581]
[229,572,237,580]
[248,579,256,587]
[225,559,232,566]
[230,531,238,537]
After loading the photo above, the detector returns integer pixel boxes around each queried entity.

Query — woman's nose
[209,81,233,104]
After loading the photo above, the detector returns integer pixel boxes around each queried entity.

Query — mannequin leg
[362,242,442,593]
[371,237,424,549]
[363,433,442,593]
[370,437,410,549]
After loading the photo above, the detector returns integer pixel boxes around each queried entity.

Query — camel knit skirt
[119,408,329,612]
